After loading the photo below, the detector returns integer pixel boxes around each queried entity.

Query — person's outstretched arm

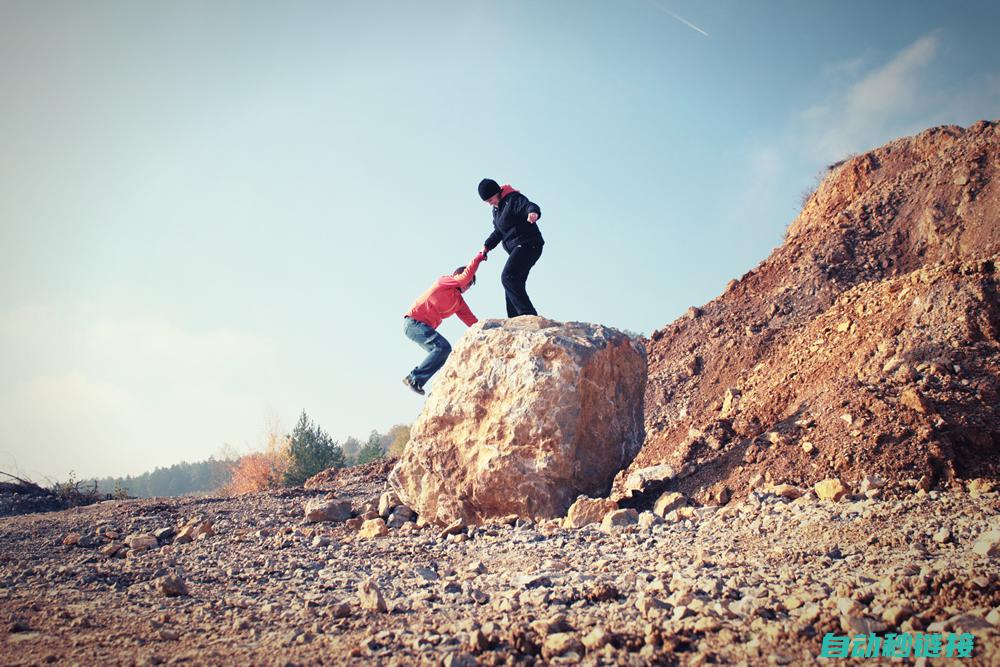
[441,251,486,292]
[484,228,502,251]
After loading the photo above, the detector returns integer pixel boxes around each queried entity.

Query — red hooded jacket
[405,252,484,329]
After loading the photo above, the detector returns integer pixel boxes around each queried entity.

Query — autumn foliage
[222,430,291,495]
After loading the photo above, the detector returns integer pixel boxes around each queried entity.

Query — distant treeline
[91,415,411,498]
[93,458,233,498]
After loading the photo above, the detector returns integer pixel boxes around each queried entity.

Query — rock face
[627,120,1000,502]
[389,317,646,524]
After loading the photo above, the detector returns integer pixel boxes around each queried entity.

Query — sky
[1,1,998,481]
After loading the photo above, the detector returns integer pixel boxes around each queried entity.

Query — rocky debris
[302,498,352,523]
[814,478,849,501]
[175,517,215,543]
[563,496,617,529]
[1,469,999,666]
[389,317,646,524]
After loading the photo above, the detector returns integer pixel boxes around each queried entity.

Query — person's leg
[403,318,452,386]
[500,244,543,316]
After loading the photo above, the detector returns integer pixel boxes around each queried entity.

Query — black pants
[501,243,543,317]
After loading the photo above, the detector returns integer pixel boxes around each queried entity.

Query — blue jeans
[404,317,451,387]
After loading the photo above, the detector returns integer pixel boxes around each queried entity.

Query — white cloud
[725,32,1000,237]
[799,34,940,162]
[0,305,275,480]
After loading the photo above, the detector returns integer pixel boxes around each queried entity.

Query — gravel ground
[1,471,999,666]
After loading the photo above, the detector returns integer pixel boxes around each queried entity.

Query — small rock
[765,483,805,500]
[972,529,1000,557]
[635,594,668,617]
[62,532,81,547]
[623,464,681,497]
[125,533,158,552]
[900,388,935,415]
[637,511,661,530]
[564,496,618,529]
[801,441,816,455]
[378,491,401,518]
[303,498,353,523]
[932,527,951,544]
[155,575,189,597]
[541,632,583,660]
[721,388,741,418]
[967,479,996,497]
[358,578,387,613]
[858,475,885,493]
[882,605,914,626]
[438,519,466,539]
[582,626,611,651]
[358,518,389,539]
[814,478,849,501]
[100,541,124,557]
[652,491,685,517]
[413,567,440,582]
[601,508,638,531]
[153,527,175,541]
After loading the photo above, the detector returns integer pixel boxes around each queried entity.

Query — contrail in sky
[641,0,710,37]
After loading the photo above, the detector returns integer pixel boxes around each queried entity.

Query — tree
[386,424,411,457]
[341,436,361,466]
[283,410,345,486]
[356,430,385,465]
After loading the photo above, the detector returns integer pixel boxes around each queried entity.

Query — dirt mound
[304,457,398,491]
[620,120,1000,505]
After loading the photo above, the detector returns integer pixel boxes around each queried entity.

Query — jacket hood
[499,184,519,200]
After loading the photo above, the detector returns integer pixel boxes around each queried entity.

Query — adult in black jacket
[478,178,544,317]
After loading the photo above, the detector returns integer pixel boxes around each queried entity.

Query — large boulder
[389,317,646,524]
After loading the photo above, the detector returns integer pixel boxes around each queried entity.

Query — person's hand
[527,212,539,224]
[480,247,489,260]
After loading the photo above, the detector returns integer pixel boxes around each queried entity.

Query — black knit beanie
[478,178,501,201]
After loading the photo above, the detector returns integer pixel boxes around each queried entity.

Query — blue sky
[2,1,998,480]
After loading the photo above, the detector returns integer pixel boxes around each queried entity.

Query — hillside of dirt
[621,120,1000,506]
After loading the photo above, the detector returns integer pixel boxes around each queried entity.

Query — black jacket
[484,190,543,253]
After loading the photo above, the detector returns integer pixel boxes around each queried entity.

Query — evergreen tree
[356,430,385,465]
[283,410,345,486]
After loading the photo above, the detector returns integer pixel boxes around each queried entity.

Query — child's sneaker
[402,375,425,395]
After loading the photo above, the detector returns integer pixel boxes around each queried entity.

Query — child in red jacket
[402,251,486,395]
